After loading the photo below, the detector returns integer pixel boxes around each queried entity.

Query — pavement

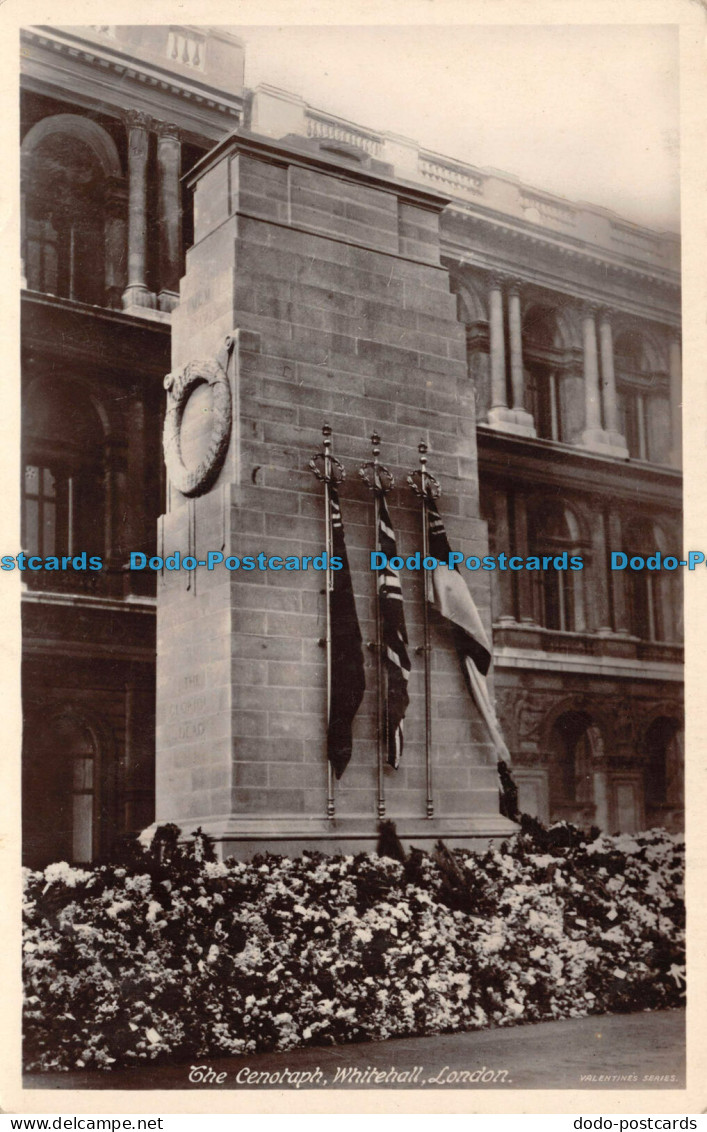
[25,1008,685,1091]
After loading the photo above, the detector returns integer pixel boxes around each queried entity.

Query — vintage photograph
[15,13,688,1100]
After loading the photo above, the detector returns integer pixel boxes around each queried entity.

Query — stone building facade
[19,26,683,866]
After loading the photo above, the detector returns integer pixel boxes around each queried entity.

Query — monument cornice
[185,129,455,214]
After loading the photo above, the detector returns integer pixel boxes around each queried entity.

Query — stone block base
[580,428,629,458]
[145,813,520,860]
[122,284,156,310]
[158,289,180,313]
[122,304,171,324]
[487,406,537,438]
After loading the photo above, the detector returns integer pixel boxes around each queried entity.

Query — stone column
[582,305,602,431]
[579,305,628,455]
[122,110,155,311]
[507,279,536,435]
[598,310,628,455]
[508,281,524,411]
[488,275,507,412]
[487,275,534,436]
[156,121,182,312]
[104,177,127,310]
[669,333,682,468]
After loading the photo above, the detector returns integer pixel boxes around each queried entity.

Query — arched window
[615,329,670,464]
[548,710,596,823]
[21,115,124,307]
[529,501,586,631]
[22,379,106,574]
[644,716,683,810]
[623,518,664,641]
[23,708,104,866]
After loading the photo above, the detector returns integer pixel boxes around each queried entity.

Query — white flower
[204,861,229,879]
[106,900,132,919]
[354,927,373,943]
[43,861,90,888]
[505,999,524,1017]
[125,874,152,895]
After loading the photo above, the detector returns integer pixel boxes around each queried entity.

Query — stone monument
[155,130,516,856]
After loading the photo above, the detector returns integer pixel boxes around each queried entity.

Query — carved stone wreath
[163,355,232,497]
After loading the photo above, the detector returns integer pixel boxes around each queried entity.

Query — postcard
[2,0,705,1117]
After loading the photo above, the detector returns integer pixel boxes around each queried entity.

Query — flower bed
[23,822,685,1072]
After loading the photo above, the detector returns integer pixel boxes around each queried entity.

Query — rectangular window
[618,389,651,461]
[72,793,94,863]
[22,464,72,558]
[531,367,563,442]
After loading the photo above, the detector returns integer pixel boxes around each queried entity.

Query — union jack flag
[377,494,411,768]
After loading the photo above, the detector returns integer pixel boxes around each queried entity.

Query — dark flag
[426,497,510,760]
[327,484,366,779]
[377,494,411,768]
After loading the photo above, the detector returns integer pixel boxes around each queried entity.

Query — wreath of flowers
[162,354,232,497]
[23,822,684,1073]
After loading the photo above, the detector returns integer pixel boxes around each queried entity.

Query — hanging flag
[377,493,411,768]
[426,497,510,760]
[327,484,366,779]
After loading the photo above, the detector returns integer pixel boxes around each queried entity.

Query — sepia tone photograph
[11,4,697,1108]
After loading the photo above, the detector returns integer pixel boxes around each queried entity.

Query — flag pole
[323,426,335,817]
[419,443,434,818]
[309,423,344,819]
[408,441,440,819]
[359,432,394,819]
